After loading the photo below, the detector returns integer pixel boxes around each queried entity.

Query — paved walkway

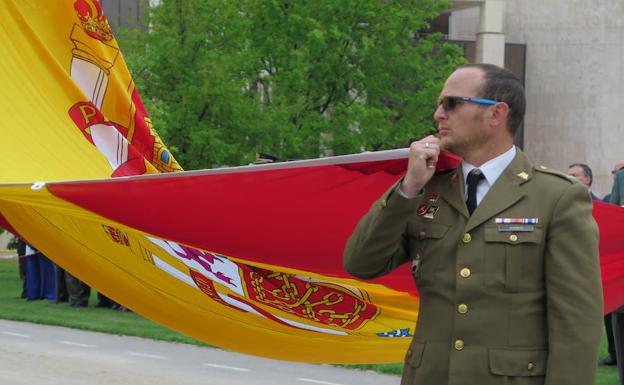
[0,319,401,385]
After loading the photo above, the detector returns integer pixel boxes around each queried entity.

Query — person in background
[24,244,56,301]
[97,292,130,312]
[567,162,617,366]
[55,266,69,303]
[609,160,624,384]
[567,163,599,200]
[15,238,27,299]
[65,270,90,307]
[54,264,91,307]
[610,160,624,206]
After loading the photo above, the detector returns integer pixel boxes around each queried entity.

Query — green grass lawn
[0,257,618,382]
[0,257,209,346]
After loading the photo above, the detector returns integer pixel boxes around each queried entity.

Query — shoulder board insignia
[534,165,574,183]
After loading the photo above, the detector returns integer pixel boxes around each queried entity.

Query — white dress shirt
[462,146,516,206]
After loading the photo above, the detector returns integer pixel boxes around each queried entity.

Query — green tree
[119,0,465,169]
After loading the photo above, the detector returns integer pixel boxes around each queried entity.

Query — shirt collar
[462,146,516,187]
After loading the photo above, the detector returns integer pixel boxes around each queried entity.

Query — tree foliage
[119,0,465,169]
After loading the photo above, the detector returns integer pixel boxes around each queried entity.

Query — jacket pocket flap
[484,226,542,244]
[489,347,547,376]
[404,341,426,368]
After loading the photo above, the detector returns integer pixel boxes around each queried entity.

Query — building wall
[449,7,480,40]
[100,0,149,33]
[452,0,623,196]
[507,0,624,197]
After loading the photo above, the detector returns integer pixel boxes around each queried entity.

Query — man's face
[567,165,591,188]
[433,68,492,156]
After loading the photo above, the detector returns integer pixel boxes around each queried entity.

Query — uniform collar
[462,146,516,188]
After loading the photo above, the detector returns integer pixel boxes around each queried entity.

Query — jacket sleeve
[342,181,421,279]
[544,182,603,385]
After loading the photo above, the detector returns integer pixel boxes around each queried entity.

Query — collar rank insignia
[517,171,529,180]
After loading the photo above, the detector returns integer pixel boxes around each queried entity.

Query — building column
[475,0,505,66]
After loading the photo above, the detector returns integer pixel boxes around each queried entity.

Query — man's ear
[490,102,510,127]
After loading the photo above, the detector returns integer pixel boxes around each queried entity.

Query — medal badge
[425,192,439,203]
[416,204,429,216]
[423,205,439,220]
[495,217,538,232]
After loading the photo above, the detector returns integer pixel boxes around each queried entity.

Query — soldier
[609,161,624,384]
[344,63,603,385]
[566,162,617,367]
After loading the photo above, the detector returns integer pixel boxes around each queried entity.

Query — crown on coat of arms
[74,0,113,42]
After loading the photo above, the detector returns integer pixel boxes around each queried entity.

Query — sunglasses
[438,96,499,111]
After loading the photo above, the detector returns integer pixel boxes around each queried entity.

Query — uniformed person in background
[344,63,603,385]
[609,161,624,384]
[567,163,617,367]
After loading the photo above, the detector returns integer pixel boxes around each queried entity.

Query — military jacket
[610,168,624,206]
[343,150,603,385]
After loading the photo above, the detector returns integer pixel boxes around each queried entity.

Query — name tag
[498,225,534,232]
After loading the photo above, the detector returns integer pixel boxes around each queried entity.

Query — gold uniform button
[454,339,464,350]
[380,199,387,209]
[462,233,472,243]
[509,234,518,242]
[457,304,468,314]
[527,362,534,371]
[460,268,471,278]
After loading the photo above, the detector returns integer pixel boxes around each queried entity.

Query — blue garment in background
[25,249,57,301]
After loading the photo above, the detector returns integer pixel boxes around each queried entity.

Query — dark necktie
[466,169,484,216]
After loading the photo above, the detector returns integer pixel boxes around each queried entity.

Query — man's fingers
[426,152,439,169]
[422,142,439,150]
[409,137,441,171]
[413,148,439,165]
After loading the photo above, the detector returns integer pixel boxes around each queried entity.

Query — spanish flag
[1,0,623,364]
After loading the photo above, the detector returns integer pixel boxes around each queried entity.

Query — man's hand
[400,135,441,198]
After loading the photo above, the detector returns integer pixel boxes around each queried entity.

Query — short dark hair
[569,163,593,186]
[457,63,526,137]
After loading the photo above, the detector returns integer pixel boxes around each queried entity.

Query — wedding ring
[425,142,430,148]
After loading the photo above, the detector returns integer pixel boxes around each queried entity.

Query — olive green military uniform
[609,168,624,385]
[344,150,603,385]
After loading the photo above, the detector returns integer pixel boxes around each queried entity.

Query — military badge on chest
[495,217,538,232]
[425,192,439,203]
[415,192,441,219]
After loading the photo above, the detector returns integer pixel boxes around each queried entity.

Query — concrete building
[447,0,624,196]
[100,0,149,31]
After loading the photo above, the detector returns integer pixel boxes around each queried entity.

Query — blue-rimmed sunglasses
[438,96,499,111]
